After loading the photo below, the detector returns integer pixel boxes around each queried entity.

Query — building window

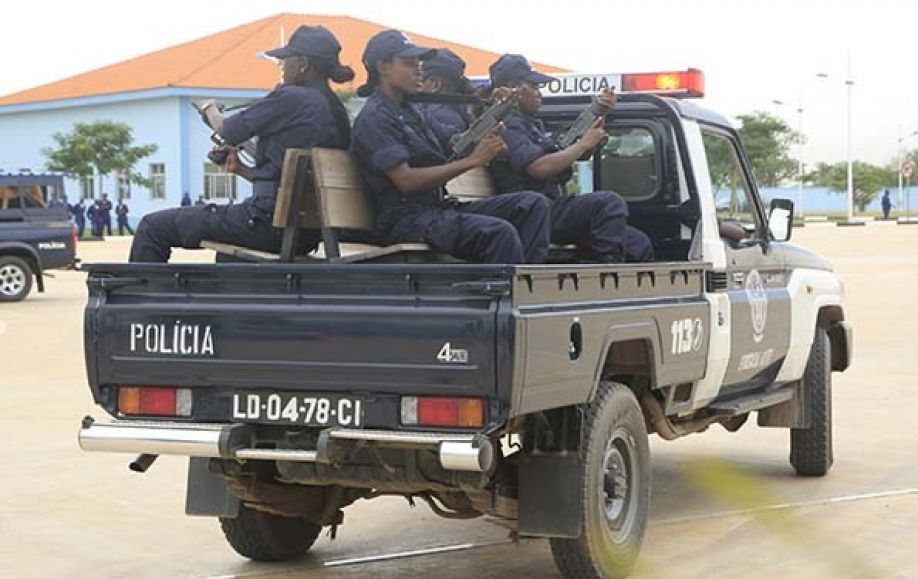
[203,162,237,201]
[117,170,131,200]
[149,163,166,200]
[80,176,95,200]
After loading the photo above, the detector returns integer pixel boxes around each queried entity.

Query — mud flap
[518,452,582,538]
[185,457,240,517]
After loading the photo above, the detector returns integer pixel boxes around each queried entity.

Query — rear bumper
[78,416,493,472]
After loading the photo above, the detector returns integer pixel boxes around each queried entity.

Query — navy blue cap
[489,54,555,87]
[362,30,437,69]
[266,25,342,60]
[422,48,467,81]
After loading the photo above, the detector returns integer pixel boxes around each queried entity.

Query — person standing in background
[882,189,892,220]
[70,199,86,237]
[116,199,134,235]
[98,193,113,235]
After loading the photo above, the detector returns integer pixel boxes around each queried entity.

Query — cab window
[597,127,657,200]
[564,125,659,199]
[701,131,758,232]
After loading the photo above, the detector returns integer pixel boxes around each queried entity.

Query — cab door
[699,128,792,395]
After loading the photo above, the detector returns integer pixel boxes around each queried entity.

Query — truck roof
[539,93,734,131]
[0,173,65,187]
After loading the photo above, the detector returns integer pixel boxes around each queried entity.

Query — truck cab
[77,69,851,578]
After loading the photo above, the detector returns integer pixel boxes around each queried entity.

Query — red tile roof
[0,14,566,106]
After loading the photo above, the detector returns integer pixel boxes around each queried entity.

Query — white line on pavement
[651,486,918,526]
[202,486,918,577]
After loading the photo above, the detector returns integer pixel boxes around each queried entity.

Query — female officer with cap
[487,54,654,263]
[419,49,474,152]
[351,31,551,264]
[129,25,353,262]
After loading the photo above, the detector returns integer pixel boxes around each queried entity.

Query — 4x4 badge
[437,342,469,364]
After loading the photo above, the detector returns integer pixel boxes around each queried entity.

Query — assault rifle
[447,91,520,161]
[191,101,257,168]
[558,95,608,149]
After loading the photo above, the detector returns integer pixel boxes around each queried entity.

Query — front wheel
[220,503,322,562]
[790,326,833,476]
[0,256,33,302]
[550,382,651,579]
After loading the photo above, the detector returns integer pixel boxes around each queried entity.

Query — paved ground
[1,226,916,578]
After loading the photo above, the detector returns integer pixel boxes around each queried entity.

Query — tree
[805,161,897,212]
[42,121,158,199]
[735,111,803,187]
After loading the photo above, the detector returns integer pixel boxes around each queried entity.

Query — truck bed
[84,261,710,425]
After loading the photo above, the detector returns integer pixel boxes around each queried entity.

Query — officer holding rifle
[487,54,654,263]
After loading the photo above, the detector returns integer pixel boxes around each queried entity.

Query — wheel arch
[817,304,851,372]
[593,322,663,403]
[0,243,43,292]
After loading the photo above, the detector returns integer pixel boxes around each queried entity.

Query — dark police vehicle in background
[78,70,852,578]
[0,173,77,302]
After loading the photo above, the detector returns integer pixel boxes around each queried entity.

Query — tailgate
[84,263,512,403]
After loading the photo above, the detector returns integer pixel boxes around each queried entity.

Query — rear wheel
[0,256,33,302]
[220,503,322,562]
[790,326,833,476]
[550,382,651,579]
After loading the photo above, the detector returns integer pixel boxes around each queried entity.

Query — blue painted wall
[0,90,265,227]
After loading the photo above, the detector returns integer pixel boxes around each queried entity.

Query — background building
[0,13,563,224]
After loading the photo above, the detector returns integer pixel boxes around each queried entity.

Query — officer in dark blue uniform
[351,31,550,264]
[87,202,101,237]
[98,193,113,236]
[130,25,354,262]
[420,49,473,152]
[70,199,86,237]
[116,199,133,235]
[487,54,654,263]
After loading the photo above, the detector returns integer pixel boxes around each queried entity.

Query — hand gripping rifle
[447,91,521,161]
[558,95,608,149]
[192,101,257,168]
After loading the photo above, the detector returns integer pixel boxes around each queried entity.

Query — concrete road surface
[1,227,916,578]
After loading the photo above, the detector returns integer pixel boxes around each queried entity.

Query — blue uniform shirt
[490,112,573,200]
[352,90,448,231]
[423,103,471,152]
[221,80,350,182]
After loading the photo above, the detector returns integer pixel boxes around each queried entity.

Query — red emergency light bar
[620,69,705,98]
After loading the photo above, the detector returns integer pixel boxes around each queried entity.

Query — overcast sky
[3,0,916,167]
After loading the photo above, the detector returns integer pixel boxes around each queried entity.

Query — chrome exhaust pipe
[438,439,495,472]
[129,453,159,473]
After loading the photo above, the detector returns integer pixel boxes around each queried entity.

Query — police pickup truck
[78,69,852,579]
[0,173,77,301]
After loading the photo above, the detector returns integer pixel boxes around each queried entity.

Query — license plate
[232,392,364,428]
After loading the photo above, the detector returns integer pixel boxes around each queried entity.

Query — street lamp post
[897,129,918,215]
[817,58,856,224]
[772,98,805,217]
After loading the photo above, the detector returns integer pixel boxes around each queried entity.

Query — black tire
[219,503,322,562]
[0,256,33,302]
[550,382,651,579]
[790,326,833,477]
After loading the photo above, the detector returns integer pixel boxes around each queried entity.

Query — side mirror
[768,198,794,242]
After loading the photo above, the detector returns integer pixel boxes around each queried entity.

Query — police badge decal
[745,269,768,343]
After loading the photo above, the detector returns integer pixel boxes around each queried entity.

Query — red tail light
[71,225,78,251]
[621,69,705,98]
[118,386,192,417]
[401,397,485,428]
